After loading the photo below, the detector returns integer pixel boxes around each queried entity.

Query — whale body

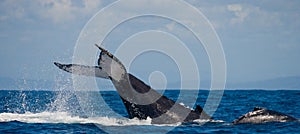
[233,107,298,124]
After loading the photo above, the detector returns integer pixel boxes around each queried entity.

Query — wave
[0,112,224,126]
[0,112,153,126]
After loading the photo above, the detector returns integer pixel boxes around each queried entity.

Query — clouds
[0,0,26,21]
[227,3,282,27]
[184,0,300,82]
[0,0,288,28]
[0,0,105,80]
[227,4,248,24]
[0,0,299,84]
[38,0,102,23]
[0,0,102,24]
[190,1,287,30]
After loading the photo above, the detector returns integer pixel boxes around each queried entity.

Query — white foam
[0,112,224,126]
[0,112,152,126]
[178,102,192,110]
[193,119,225,123]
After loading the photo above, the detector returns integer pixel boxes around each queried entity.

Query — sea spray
[48,75,84,116]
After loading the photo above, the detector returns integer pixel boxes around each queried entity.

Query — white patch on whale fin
[99,52,126,82]
[54,62,110,79]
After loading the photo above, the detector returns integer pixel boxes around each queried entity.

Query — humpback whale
[233,107,298,124]
[54,44,211,124]
[54,44,298,124]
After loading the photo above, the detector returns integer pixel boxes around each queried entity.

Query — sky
[0,0,299,89]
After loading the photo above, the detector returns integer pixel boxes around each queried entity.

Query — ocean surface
[0,89,299,133]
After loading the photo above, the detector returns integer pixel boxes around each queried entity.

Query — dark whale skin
[233,107,298,124]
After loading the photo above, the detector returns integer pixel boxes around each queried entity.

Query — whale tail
[54,62,110,79]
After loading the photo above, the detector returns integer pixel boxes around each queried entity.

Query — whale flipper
[233,107,298,124]
[54,62,110,79]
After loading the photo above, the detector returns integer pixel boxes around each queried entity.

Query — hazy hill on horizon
[0,76,299,90]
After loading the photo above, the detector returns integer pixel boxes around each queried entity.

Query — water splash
[48,74,84,116]
[0,112,153,126]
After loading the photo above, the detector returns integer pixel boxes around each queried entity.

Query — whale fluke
[54,62,110,79]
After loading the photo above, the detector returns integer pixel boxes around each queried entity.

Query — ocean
[0,90,299,133]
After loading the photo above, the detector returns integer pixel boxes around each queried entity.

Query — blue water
[0,90,299,133]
